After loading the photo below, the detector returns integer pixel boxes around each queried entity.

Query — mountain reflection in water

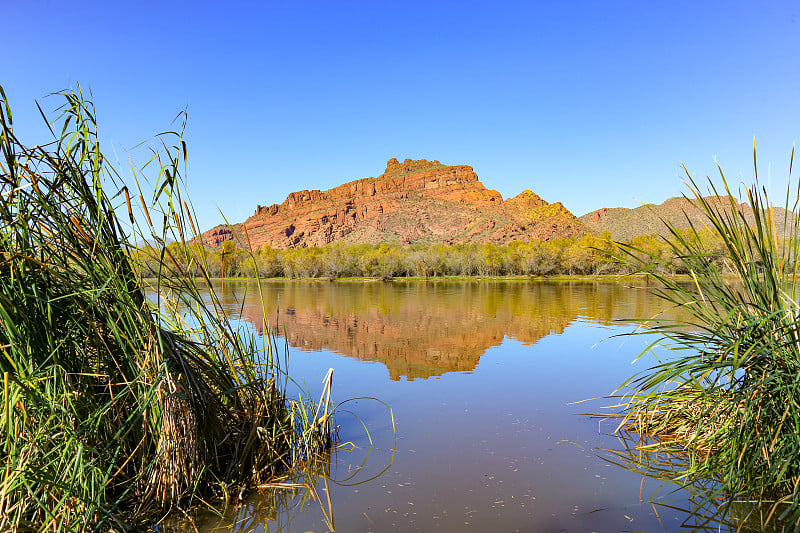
[215,280,685,380]
[164,280,754,533]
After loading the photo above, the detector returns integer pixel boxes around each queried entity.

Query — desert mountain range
[202,158,786,248]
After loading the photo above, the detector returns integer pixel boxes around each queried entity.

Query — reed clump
[0,86,334,531]
[612,150,800,531]
[620,386,740,456]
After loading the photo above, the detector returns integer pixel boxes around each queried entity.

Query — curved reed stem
[611,149,800,531]
[0,86,334,531]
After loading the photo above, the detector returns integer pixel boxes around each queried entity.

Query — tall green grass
[0,86,334,531]
[612,150,800,531]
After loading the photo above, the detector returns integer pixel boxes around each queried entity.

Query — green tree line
[132,230,735,280]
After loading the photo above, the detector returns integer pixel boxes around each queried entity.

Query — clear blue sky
[5,1,800,229]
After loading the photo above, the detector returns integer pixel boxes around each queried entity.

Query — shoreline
[145,273,700,284]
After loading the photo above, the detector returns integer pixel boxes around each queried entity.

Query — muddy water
[193,280,701,532]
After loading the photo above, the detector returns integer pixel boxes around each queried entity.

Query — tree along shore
[136,229,736,280]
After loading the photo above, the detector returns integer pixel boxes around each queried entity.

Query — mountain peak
[203,160,589,249]
[382,157,446,178]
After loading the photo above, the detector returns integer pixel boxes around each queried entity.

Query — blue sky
[5,1,800,229]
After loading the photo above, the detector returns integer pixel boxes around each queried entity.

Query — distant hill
[580,196,794,242]
[203,158,589,249]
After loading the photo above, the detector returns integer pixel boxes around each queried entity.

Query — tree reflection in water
[163,280,745,533]
[218,280,688,380]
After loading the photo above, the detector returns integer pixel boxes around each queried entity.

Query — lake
[181,280,713,532]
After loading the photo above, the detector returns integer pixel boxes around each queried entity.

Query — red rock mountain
[203,158,589,249]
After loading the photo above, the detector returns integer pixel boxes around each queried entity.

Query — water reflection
[171,437,397,533]
[168,452,335,533]
[166,280,747,533]
[608,425,787,532]
[217,280,686,380]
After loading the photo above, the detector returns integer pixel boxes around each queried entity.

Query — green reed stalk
[613,147,800,531]
[0,86,334,531]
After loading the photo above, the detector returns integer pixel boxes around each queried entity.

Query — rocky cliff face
[203,158,589,249]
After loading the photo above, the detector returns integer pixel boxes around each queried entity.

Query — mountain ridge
[203,158,589,249]
[202,160,790,249]
[579,195,794,241]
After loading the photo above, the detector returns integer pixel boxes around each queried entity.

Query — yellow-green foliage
[143,229,733,279]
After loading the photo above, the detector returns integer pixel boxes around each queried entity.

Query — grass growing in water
[611,150,800,531]
[0,87,334,531]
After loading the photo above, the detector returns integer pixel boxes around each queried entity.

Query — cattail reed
[609,150,800,531]
[0,86,335,532]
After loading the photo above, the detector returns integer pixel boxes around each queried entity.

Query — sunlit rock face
[202,158,590,249]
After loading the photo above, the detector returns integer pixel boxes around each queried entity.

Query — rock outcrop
[203,158,589,249]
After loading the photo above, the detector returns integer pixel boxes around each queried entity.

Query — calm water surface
[188,280,702,532]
